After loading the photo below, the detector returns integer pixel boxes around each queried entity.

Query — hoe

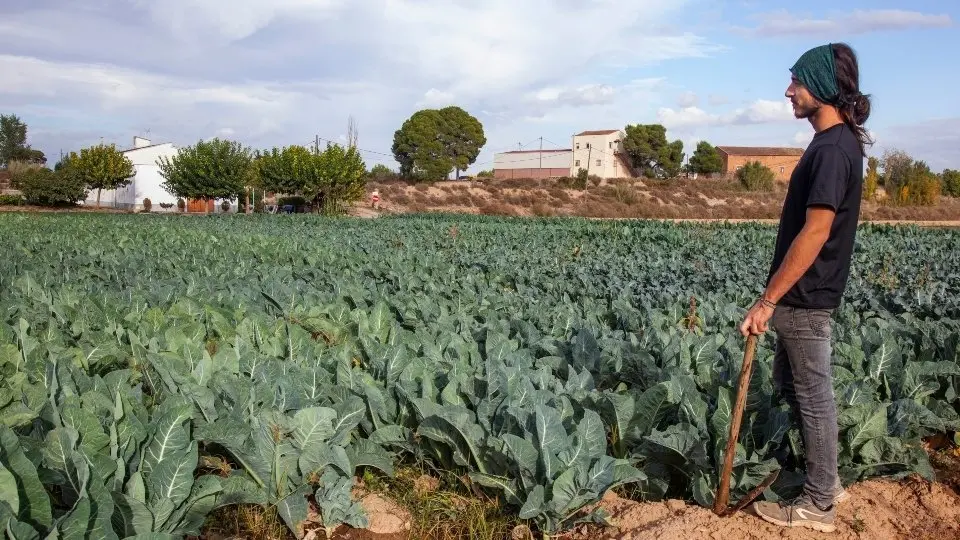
[713,334,781,517]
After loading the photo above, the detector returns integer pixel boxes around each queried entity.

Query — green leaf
[110,493,154,538]
[0,463,19,515]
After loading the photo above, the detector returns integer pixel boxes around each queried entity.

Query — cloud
[657,99,794,130]
[742,9,952,37]
[708,94,729,106]
[677,91,699,108]
[0,0,719,169]
[874,117,960,172]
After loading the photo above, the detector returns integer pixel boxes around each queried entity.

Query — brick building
[716,146,805,182]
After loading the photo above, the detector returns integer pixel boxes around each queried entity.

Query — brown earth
[360,177,960,225]
[563,477,960,540]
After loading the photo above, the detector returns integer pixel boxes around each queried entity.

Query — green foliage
[392,106,486,181]
[737,161,775,192]
[0,114,45,167]
[622,124,684,179]
[864,157,880,201]
[70,144,135,208]
[16,167,87,206]
[158,138,252,210]
[0,194,24,206]
[1,214,958,538]
[257,143,366,214]
[941,169,960,198]
[883,150,941,206]
[687,142,723,175]
[368,163,397,181]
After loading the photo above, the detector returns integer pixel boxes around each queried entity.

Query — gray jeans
[771,305,838,509]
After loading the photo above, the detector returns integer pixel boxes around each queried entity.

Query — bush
[889,160,940,206]
[17,167,87,206]
[220,200,231,212]
[0,194,24,206]
[942,169,960,198]
[737,161,775,192]
[142,198,152,212]
[159,202,173,209]
[177,198,185,211]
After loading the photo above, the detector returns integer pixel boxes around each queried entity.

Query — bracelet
[759,298,776,309]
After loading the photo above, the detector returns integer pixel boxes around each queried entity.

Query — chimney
[133,136,152,148]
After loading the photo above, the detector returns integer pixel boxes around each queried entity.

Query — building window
[586,143,591,149]
[575,160,580,167]
[576,143,580,149]
[609,142,613,149]
[596,159,601,166]
[779,166,785,174]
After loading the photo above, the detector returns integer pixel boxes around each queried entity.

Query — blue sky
[1,0,957,173]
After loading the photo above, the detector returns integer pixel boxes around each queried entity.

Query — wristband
[759,298,776,309]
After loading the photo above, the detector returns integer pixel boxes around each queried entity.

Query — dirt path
[571,478,960,540]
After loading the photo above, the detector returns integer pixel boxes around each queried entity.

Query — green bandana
[790,44,839,105]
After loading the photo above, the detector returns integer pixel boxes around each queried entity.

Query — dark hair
[832,43,872,155]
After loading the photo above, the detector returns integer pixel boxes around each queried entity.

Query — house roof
[119,142,175,154]
[500,149,571,154]
[716,146,805,157]
[575,129,620,136]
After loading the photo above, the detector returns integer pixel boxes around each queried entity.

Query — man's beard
[794,101,820,119]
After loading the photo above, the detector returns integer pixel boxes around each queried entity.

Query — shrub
[589,175,602,187]
[17,167,87,206]
[159,202,173,209]
[890,160,940,206]
[177,198,185,211]
[142,198,152,212]
[736,161,775,192]
[942,169,960,198]
[864,157,880,201]
[221,200,231,212]
[0,194,24,206]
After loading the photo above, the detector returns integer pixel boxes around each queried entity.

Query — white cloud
[744,9,952,37]
[793,131,813,145]
[677,91,699,108]
[657,99,794,130]
[0,0,721,169]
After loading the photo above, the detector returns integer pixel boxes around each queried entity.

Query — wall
[570,132,628,178]
[494,168,570,179]
[722,154,801,182]
[493,150,572,179]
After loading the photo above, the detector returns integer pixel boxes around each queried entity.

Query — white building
[570,129,634,179]
[82,136,237,213]
[491,129,638,181]
[492,149,573,179]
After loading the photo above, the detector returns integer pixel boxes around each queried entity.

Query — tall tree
[256,145,317,195]
[942,169,960,198]
[864,156,880,201]
[314,143,366,214]
[158,138,251,213]
[686,141,723,175]
[622,124,684,179]
[392,107,485,181]
[437,106,486,179]
[0,114,29,167]
[71,143,135,208]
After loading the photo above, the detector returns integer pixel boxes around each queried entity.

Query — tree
[71,143,135,208]
[941,169,960,198]
[686,141,723,175]
[0,114,44,167]
[737,161,775,191]
[392,107,485,181]
[622,124,684,179]
[881,148,940,206]
[256,145,317,195]
[314,143,366,214]
[864,156,880,201]
[17,166,87,206]
[158,138,251,213]
[347,115,359,148]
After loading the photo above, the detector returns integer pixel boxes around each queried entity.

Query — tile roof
[716,146,805,157]
[575,129,620,136]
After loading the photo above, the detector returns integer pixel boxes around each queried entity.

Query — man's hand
[740,300,775,337]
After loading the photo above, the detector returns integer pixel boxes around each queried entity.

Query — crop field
[1,212,958,539]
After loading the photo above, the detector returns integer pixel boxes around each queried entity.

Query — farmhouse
[493,129,637,180]
[716,146,805,182]
[82,136,182,211]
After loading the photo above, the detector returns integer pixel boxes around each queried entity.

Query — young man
[739,43,872,533]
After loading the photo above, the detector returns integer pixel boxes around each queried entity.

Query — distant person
[739,42,871,533]
[371,189,381,210]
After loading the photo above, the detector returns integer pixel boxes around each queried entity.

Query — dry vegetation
[365,177,960,222]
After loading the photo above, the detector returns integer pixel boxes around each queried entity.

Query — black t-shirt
[767,123,863,309]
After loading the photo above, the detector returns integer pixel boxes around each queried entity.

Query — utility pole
[315,135,320,155]
[539,137,543,170]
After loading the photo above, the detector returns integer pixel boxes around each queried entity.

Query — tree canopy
[622,124,684,179]
[0,114,46,167]
[70,144,135,208]
[392,106,485,181]
[686,142,723,175]
[158,138,252,211]
[256,143,366,214]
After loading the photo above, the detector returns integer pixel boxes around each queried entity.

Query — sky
[1,0,957,173]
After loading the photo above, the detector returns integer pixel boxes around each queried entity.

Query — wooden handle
[713,333,758,515]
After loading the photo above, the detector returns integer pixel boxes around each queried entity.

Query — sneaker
[753,495,836,533]
[833,479,850,504]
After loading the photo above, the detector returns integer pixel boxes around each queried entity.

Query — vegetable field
[1,213,958,539]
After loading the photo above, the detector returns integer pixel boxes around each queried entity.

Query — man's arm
[762,206,835,303]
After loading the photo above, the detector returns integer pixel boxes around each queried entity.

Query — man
[740,42,872,533]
